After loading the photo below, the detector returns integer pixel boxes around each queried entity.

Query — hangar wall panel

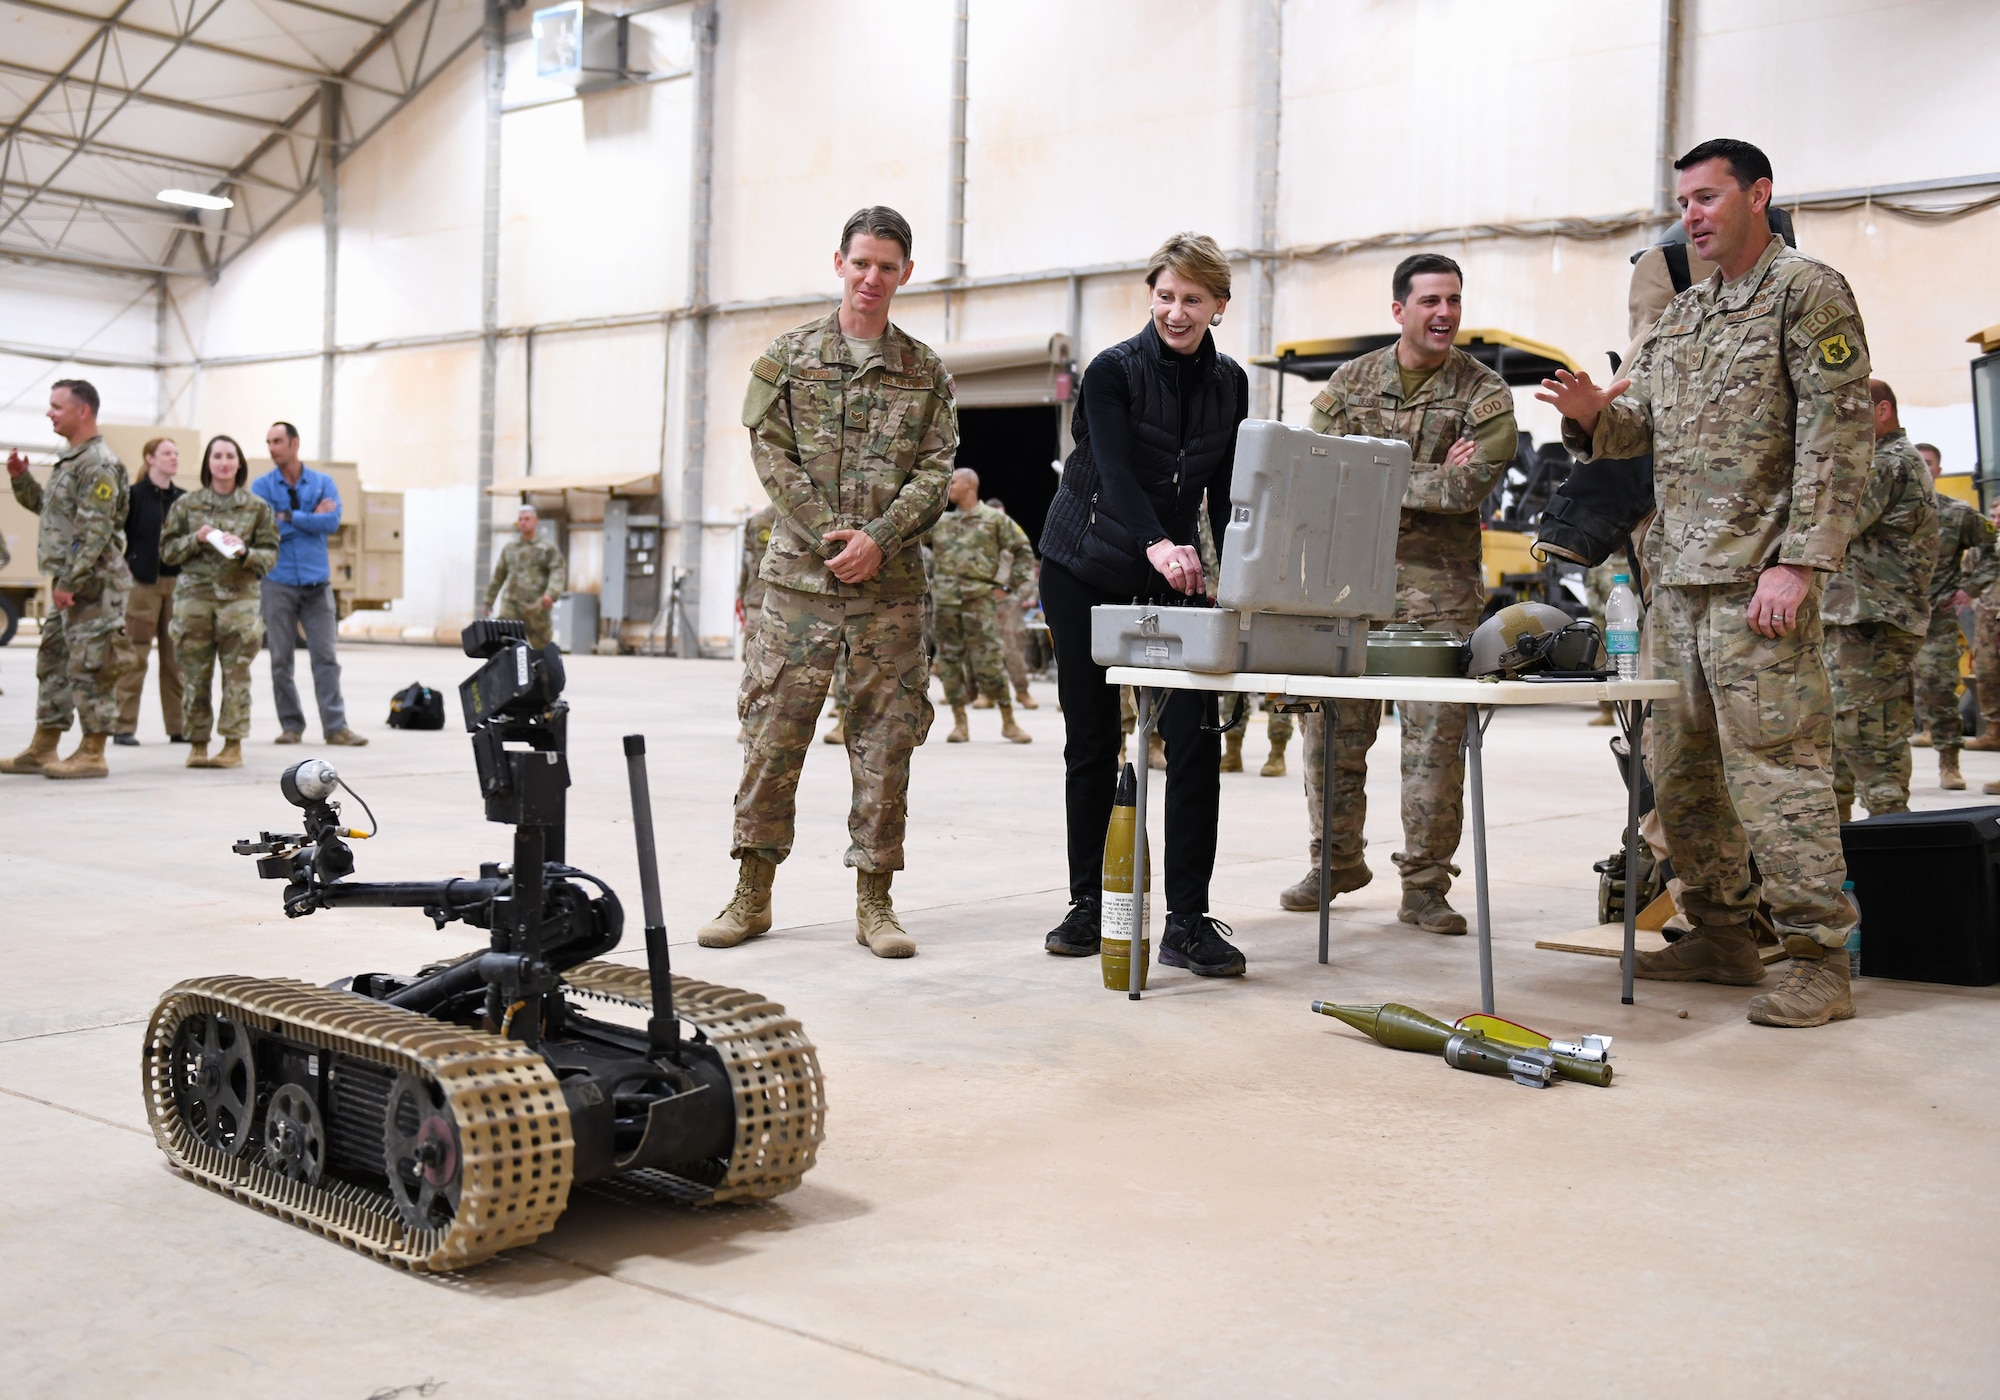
[0,265,160,449]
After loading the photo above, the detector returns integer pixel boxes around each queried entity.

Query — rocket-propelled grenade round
[1310,1001,1613,1087]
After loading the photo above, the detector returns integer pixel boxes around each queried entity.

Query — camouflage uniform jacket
[10,435,131,602]
[159,486,280,602]
[1822,429,1937,634]
[742,312,956,600]
[485,536,567,610]
[1928,490,1998,615]
[1306,344,1516,620]
[930,500,1034,606]
[739,503,776,615]
[1565,235,1871,586]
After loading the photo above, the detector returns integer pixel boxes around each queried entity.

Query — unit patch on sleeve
[1797,302,1847,341]
[751,355,784,384]
[92,480,112,500]
[1816,333,1855,369]
[1469,394,1509,425]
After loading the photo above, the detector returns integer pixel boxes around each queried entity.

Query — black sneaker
[112,734,140,747]
[1161,912,1247,977]
[1044,898,1101,956]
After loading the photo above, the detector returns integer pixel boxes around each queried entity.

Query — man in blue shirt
[253,421,366,746]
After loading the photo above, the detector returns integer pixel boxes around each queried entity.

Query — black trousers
[1040,559,1220,914]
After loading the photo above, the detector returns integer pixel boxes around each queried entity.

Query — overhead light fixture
[156,188,233,211]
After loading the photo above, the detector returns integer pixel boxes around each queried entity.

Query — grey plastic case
[1217,420,1410,619]
[1089,606,1366,676]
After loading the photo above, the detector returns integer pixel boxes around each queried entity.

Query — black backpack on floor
[387,681,446,730]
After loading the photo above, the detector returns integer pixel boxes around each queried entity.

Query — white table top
[1104,666,1676,706]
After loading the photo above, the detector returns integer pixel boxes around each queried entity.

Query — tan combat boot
[1747,935,1854,1027]
[1588,702,1615,727]
[1634,921,1766,985]
[1965,726,2000,752]
[210,739,244,769]
[855,870,915,957]
[42,731,110,780]
[0,726,64,774]
[1261,733,1288,778]
[185,741,212,768]
[822,710,846,745]
[971,695,995,710]
[946,704,970,743]
[1147,732,1166,771]
[1399,887,1468,935]
[1220,728,1244,772]
[998,702,1032,744]
[1279,860,1371,912]
[1940,749,1966,791]
[1014,687,1039,710]
[697,853,776,948]
[1910,729,1932,748]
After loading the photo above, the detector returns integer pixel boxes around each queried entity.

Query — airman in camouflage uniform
[1,382,135,779]
[485,505,568,652]
[1818,400,1937,817]
[161,477,280,767]
[1283,255,1518,935]
[932,469,1034,743]
[1548,141,1870,1028]
[1911,488,1996,786]
[699,208,955,959]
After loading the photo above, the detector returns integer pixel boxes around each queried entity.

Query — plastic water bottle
[1606,574,1641,681]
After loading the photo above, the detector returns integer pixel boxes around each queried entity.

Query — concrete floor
[2,639,1996,1398]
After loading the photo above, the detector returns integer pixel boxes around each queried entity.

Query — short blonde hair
[1145,232,1231,302]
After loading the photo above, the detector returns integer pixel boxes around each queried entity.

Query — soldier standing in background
[1819,380,1937,819]
[985,497,1041,710]
[0,379,134,779]
[698,206,955,959]
[931,467,1033,744]
[160,435,280,769]
[113,436,187,745]
[1542,138,1870,1028]
[485,504,568,651]
[1910,438,1997,790]
[1279,253,1518,934]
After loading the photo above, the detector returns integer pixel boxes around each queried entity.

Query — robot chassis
[141,621,825,1270]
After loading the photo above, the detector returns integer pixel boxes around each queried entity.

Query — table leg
[1465,705,1495,1015]
[1129,687,1154,1001]
[1621,699,1646,1006]
[1319,701,1337,965]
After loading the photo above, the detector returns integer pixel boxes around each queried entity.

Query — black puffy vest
[1040,322,1246,595]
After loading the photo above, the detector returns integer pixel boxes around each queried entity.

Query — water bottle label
[1101,889,1149,938]
[1606,628,1639,656]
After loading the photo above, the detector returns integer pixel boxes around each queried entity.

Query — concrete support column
[318,79,341,462]
[474,0,505,614]
[947,0,968,281]
[1251,0,1282,421]
[677,0,717,657]
[1654,0,1684,217]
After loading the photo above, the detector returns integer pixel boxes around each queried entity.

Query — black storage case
[1840,805,2000,986]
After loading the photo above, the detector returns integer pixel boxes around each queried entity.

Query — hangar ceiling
[0,0,483,280]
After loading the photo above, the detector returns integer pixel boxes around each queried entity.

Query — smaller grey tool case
[1091,422,1409,676]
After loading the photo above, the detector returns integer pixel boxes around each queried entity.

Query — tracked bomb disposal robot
[142,620,824,1271]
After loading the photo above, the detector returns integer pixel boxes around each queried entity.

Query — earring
[1209,313,1223,327]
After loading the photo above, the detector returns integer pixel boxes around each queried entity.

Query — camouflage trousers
[734,584,933,871]
[1976,591,2000,729]
[933,593,1008,707]
[1300,606,1476,891]
[498,596,555,652]
[33,587,134,734]
[170,596,263,742]
[1652,582,1853,949]
[1913,609,1968,751]
[998,597,1029,693]
[1821,620,1923,816]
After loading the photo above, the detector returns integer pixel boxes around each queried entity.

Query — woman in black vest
[1038,233,1249,976]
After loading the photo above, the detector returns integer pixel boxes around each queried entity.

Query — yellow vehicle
[1253,329,1584,615]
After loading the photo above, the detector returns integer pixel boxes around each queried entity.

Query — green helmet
[1464,602,1603,678]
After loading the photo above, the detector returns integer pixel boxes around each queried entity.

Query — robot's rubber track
[560,960,825,1202]
[144,976,572,1272]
